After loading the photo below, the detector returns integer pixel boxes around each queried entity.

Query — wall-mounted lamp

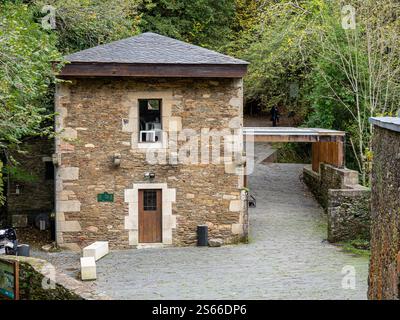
[144,172,155,180]
[112,153,121,167]
[15,184,21,196]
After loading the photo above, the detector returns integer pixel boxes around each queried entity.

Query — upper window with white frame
[138,99,162,143]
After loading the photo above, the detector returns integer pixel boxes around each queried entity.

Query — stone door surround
[124,183,176,246]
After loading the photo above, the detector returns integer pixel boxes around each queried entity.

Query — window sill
[137,142,164,149]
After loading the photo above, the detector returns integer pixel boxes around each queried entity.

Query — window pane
[139,99,162,142]
[143,190,157,211]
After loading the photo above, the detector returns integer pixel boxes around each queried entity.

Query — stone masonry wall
[303,164,370,242]
[0,255,109,300]
[327,187,370,242]
[368,125,400,300]
[303,163,359,208]
[7,138,54,226]
[55,77,247,250]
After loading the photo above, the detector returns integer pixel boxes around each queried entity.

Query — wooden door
[139,189,162,243]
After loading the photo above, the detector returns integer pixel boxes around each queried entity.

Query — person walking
[270,106,279,127]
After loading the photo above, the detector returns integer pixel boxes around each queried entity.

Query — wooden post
[312,142,320,172]
[312,141,344,172]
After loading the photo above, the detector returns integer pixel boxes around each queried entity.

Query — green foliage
[0,2,61,150]
[0,1,147,202]
[138,0,235,49]
[235,1,324,114]
[0,0,398,204]
[33,0,142,54]
[304,0,400,181]
[4,162,38,183]
[275,142,311,164]
[0,161,4,206]
[340,238,370,257]
[234,0,400,183]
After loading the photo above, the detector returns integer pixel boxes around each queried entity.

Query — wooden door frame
[138,189,162,243]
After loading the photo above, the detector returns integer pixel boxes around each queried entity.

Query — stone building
[2,138,54,229]
[54,32,249,250]
[368,117,400,300]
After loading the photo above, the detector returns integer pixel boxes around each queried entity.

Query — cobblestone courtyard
[34,144,369,299]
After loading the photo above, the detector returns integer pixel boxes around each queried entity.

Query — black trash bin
[17,244,30,257]
[197,225,208,246]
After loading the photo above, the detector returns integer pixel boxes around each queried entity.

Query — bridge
[243,127,345,172]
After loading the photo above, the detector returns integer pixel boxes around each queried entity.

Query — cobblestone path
[34,144,369,299]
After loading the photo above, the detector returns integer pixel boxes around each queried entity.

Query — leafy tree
[306,0,400,184]
[224,0,260,57]
[33,0,142,54]
[231,0,400,184]
[138,0,236,49]
[236,0,322,116]
[0,1,62,204]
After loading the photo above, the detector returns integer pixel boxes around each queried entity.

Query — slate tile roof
[64,32,249,65]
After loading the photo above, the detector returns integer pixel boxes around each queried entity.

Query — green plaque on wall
[97,192,114,202]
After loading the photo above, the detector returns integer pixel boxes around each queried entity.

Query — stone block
[223,194,237,200]
[56,232,64,244]
[209,238,223,247]
[83,241,109,261]
[80,257,97,281]
[124,189,137,203]
[57,200,81,212]
[231,223,243,235]
[164,188,176,202]
[58,220,82,232]
[128,202,138,216]
[162,229,173,245]
[229,200,241,212]
[162,201,172,216]
[56,212,65,222]
[57,190,75,201]
[60,127,77,139]
[86,226,99,233]
[169,117,182,132]
[124,216,137,230]
[128,230,138,246]
[163,215,176,230]
[343,170,359,186]
[229,97,241,108]
[57,167,79,181]
[224,162,238,174]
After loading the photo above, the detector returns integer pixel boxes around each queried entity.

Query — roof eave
[56,62,248,78]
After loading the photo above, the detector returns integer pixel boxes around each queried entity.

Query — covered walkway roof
[243,127,346,172]
[243,127,345,143]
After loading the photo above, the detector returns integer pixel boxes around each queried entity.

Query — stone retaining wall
[0,256,109,300]
[327,187,370,242]
[303,164,370,242]
[368,117,400,300]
